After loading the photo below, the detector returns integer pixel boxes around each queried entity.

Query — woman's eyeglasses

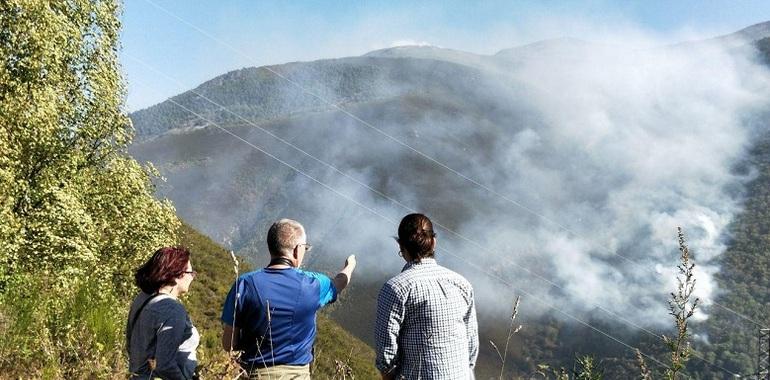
[183,270,197,278]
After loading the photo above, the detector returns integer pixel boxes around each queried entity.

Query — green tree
[0,1,178,377]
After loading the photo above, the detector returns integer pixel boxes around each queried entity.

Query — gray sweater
[126,293,199,380]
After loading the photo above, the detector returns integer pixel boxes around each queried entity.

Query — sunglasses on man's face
[296,243,312,252]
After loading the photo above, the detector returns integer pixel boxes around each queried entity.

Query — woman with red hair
[126,247,199,380]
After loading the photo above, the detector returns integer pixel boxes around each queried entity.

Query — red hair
[134,247,191,294]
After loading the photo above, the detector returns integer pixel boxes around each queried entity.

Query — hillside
[129,57,494,140]
[129,23,770,378]
[178,223,379,378]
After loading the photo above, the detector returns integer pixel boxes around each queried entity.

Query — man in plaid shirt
[375,213,478,380]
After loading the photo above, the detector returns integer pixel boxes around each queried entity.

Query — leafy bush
[0,0,177,377]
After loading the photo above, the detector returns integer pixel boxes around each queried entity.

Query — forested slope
[695,135,770,376]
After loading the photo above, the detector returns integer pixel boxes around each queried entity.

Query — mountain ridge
[128,21,770,378]
[129,20,770,141]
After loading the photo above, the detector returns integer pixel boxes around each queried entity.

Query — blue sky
[120,0,770,112]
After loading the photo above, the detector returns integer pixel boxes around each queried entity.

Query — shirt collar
[401,257,437,272]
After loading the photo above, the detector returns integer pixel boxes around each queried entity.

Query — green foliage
[0,0,178,293]
[574,355,603,380]
[694,133,770,376]
[314,313,380,379]
[0,0,177,377]
[530,355,604,380]
[0,277,127,379]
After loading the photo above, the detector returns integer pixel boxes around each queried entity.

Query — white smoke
[389,39,436,48]
[300,33,770,327]
[433,37,770,325]
[135,23,770,330]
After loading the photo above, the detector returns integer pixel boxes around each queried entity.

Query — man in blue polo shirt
[221,218,356,379]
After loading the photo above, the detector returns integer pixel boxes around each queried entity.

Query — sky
[120,0,770,111]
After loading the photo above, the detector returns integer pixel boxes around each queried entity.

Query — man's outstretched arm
[332,254,357,293]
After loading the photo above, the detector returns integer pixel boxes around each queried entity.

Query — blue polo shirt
[221,267,337,367]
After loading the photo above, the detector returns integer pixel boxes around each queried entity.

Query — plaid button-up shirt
[375,258,478,380]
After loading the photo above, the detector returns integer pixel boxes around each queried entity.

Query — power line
[132,1,757,374]
[130,74,743,376]
[130,61,739,373]
[124,52,676,343]
[131,78,671,372]
[138,0,765,331]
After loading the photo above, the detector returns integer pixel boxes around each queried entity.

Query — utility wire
[132,78,672,372]
[139,0,766,331]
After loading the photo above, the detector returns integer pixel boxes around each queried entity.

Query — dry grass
[490,295,523,380]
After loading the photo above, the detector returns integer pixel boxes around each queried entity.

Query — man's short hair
[267,219,305,257]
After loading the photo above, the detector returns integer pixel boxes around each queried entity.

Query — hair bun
[414,229,435,238]
[398,214,436,260]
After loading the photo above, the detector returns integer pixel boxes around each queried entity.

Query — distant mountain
[129,49,547,377]
[714,20,770,45]
[364,45,490,68]
[129,21,770,378]
[131,20,770,141]
[130,57,495,139]
[494,37,595,61]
